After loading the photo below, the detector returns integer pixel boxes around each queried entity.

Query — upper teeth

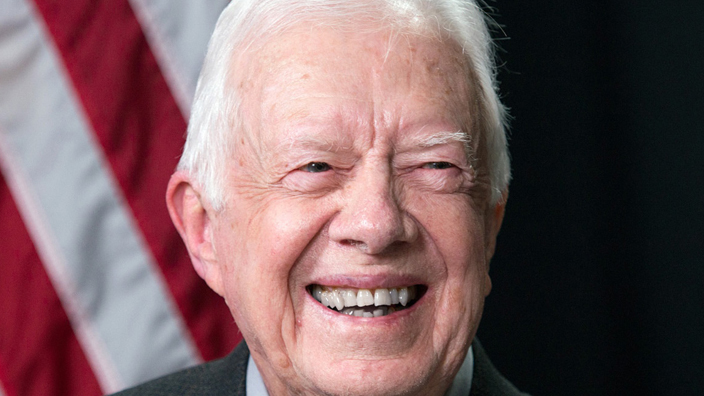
[311,285,418,310]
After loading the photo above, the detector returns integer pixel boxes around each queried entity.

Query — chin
[276,279,474,396]
[299,358,440,396]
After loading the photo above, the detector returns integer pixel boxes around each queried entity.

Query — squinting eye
[301,162,331,173]
[422,162,454,170]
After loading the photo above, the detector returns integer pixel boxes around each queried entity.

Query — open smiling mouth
[307,285,426,317]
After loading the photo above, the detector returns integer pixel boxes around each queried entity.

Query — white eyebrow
[408,130,477,164]
[414,130,470,148]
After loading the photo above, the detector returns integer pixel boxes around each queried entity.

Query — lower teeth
[338,305,401,317]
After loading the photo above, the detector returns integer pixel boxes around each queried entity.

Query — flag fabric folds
[0,1,241,395]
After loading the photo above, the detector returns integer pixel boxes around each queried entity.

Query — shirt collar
[246,345,474,396]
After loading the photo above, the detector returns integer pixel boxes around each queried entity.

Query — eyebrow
[402,130,476,164]
[412,130,470,148]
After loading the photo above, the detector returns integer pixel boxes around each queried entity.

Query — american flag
[0,1,242,395]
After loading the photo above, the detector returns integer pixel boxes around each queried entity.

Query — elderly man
[116,0,526,395]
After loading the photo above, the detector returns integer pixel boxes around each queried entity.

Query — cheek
[409,195,488,368]
[215,195,336,326]
[410,192,487,261]
[408,192,489,304]
[248,197,334,268]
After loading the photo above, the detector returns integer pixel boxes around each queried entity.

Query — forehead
[234,25,475,147]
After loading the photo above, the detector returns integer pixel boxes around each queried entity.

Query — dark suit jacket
[113,340,528,395]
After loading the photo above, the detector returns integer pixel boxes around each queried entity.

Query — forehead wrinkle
[247,25,479,166]
[271,127,356,154]
[262,64,373,128]
[268,94,370,124]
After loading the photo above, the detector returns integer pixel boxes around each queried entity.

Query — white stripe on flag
[128,0,230,118]
[0,132,121,393]
[0,0,200,390]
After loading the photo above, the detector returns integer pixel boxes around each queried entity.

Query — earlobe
[166,171,224,296]
[483,272,493,297]
[485,190,508,263]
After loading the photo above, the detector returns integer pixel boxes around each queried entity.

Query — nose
[328,161,418,254]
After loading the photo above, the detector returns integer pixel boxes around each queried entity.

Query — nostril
[340,239,368,251]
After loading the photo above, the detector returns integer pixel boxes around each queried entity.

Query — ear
[481,190,507,296]
[166,171,224,296]
[485,190,508,263]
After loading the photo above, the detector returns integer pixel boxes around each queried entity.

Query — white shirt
[246,346,474,396]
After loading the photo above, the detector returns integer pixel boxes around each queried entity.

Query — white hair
[178,0,510,209]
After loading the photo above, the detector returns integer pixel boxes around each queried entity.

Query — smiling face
[170,25,505,396]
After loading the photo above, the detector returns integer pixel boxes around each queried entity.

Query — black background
[477,1,704,395]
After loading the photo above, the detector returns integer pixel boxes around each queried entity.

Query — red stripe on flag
[0,174,103,396]
[30,0,241,360]
[0,358,18,396]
